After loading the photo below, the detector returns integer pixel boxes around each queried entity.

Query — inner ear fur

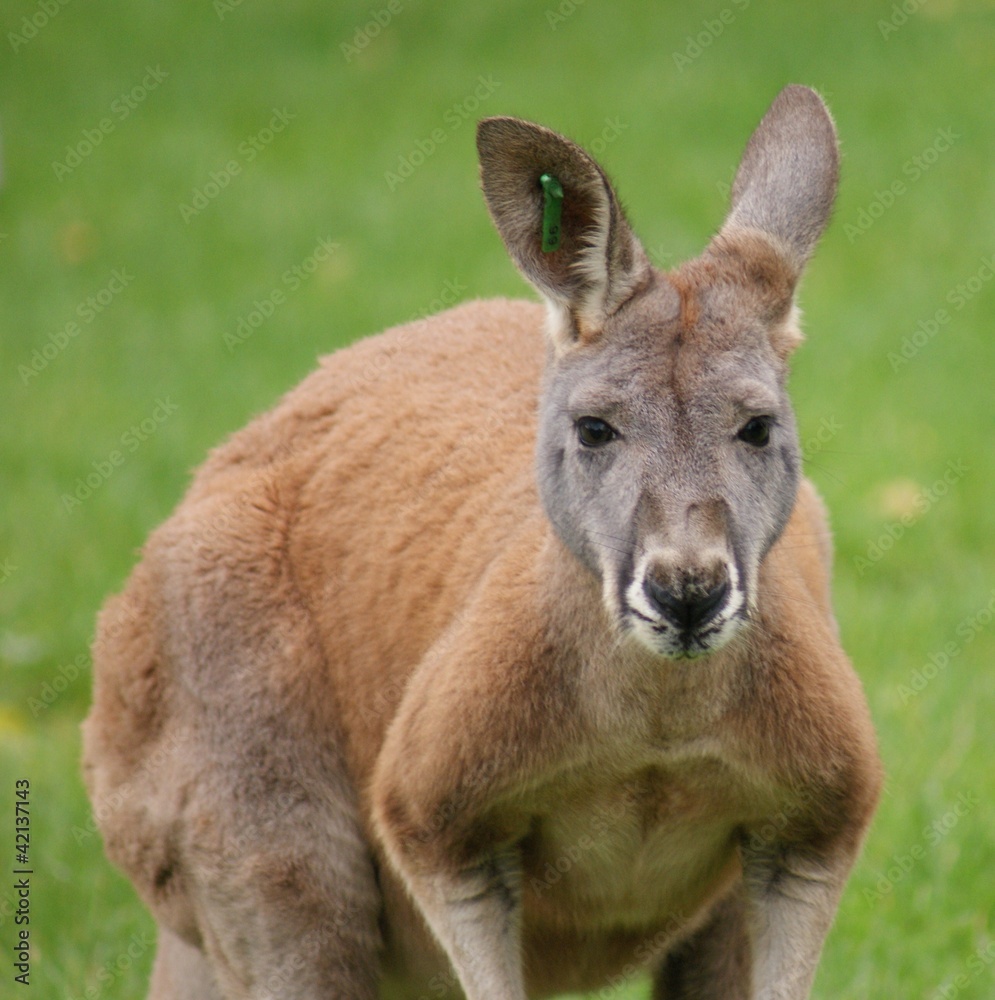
[707,227,804,360]
[709,85,840,359]
[477,86,837,360]
[719,85,840,279]
[476,116,650,351]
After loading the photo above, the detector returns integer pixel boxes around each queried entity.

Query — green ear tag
[539,173,563,253]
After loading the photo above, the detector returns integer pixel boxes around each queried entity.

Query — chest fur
[519,750,760,933]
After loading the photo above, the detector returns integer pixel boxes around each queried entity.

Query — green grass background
[2,0,994,996]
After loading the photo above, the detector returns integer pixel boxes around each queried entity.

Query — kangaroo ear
[477,116,651,351]
[716,85,839,282]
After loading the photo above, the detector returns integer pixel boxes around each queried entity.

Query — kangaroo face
[536,270,800,659]
[478,86,838,661]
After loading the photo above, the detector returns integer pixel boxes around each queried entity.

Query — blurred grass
[1,1,994,997]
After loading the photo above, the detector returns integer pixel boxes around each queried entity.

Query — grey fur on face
[535,276,802,659]
[478,88,834,659]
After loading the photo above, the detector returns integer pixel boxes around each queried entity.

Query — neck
[534,525,743,743]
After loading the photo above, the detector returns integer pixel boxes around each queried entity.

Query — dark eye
[738,416,772,447]
[577,416,616,447]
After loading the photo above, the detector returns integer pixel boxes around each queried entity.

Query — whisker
[587,528,632,546]
[756,587,826,613]
[801,460,848,488]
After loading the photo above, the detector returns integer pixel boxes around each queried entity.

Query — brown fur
[83,86,881,1000]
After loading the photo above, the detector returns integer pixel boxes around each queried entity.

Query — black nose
[644,576,729,631]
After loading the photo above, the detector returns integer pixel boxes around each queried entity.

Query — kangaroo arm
[370,535,572,1000]
[735,585,882,1000]
[372,672,534,1000]
[378,835,527,1000]
[742,840,851,1000]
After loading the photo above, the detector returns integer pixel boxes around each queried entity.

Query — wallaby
[83,84,881,1000]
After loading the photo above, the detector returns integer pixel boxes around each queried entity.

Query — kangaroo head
[477,86,839,659]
